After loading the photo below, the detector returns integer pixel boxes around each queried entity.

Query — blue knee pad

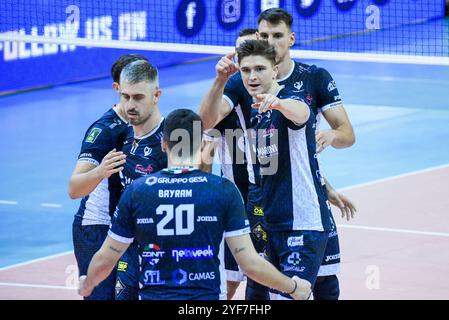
[245,277,270,300]
[313,275,340,300]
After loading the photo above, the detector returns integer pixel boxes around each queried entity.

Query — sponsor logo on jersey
[287,252,301,265]
[85,128,102,143]
[78,152,93,159]
[287,235,304,247]
[253,206,264,216]
[117,261,128,272]
[143,270,165,285]
[196,216,218,222]
[135,164,154,175]
[137,218,154,224]
[142,243,165,266]
[115,278,124,298]
[145,176,207,186]
[172,269,215,285]
[284,252,305,272]
[325,254,340,262]
[171,245,214,262]
[293,81,304,92]
[144,146,152,157]
[251,222,267,242]
[327,80,337,92]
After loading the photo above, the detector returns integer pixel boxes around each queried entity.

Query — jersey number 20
[156,204,194,236]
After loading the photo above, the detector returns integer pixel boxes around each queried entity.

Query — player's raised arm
[198,52,238,130]
[226,234,311,300]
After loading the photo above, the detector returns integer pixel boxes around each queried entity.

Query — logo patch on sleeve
[85,128,102,143]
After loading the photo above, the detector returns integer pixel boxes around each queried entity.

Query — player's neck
[134,108,162,137]
[114,103,128,122]
[167,151,201,169]
[277,57,294,80]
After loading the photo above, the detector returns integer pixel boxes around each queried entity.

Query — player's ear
[112,82,120,92]
[153,87,162,103]
[161,139,168,153]
[273,64,279,80]
[289,31,296,47]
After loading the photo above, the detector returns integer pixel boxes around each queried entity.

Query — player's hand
[252,94,281,114]
[78,275,93,297]
[97,148,126,179]
[290,276,312,300]
[316,130,336,153]
[216,52,239,82]
[327,188,357,221]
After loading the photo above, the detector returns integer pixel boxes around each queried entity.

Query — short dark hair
[111,54,148,83]
[238,28,258,37]
[120,60,158,85]
[163,109,203,157]
[257,8,293,30]
[236,40,277,66]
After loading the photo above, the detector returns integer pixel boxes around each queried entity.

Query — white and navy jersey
[213,111,249,202]
[278,61,343,125]
[119,118,167,189]
[74,107,130,226]
[109,168,250,300]
[224,77,332,232]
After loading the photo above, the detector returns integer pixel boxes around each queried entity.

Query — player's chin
[248,87,263,97]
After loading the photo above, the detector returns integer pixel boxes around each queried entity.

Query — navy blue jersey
[224,73,261,186]
[213,111,249,202]
[109,168,250,300]
[119,118,167,188]
[225,76,333,232]
[74,107,130,226]
[251,88,332,232]
[277,61,343,122]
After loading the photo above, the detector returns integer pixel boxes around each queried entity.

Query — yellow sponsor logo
[253,206,264,216]
[117,261,128,272]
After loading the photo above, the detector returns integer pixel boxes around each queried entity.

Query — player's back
[111,167,249,300]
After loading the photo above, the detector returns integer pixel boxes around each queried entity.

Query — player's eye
[259,33,268,39]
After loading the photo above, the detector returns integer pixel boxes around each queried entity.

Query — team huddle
[71,8,356,301]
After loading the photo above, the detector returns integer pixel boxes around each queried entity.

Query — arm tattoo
[108,246,123,254]
[234,247,246,255]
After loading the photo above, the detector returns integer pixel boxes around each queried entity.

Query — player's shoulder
[226,72,244,88]
[85,108,126,134]
[98,107,128,129]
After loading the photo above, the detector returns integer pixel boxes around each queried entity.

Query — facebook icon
[176,0,206,37]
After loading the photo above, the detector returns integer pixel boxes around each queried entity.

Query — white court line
[40,203,62,208]
[0,251,73,272]
[0,200,18,205]
[0,282,76,290]
[339,163,449,192]
[337,224,449,237]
